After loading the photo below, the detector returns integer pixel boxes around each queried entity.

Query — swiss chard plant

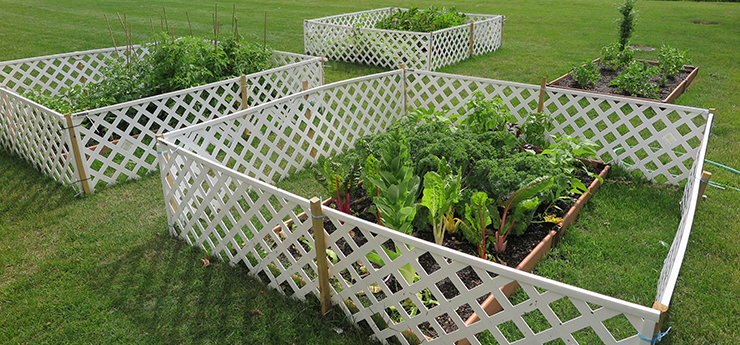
[460,192,496,259]
[420,157,462,245]
[320,154,362,214]
[494,176,554,253]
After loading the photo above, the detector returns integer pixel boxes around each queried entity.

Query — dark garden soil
[552,61,693,101]
[318,162,605,339]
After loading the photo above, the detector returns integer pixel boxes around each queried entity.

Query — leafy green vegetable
[420,157,462,245]
[460,192,494,259]
[375,6,467,33]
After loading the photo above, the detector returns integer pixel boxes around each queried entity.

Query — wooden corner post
[302,80,311,119]
[64,113,92,195]
[697,171,712,207]
[652,301,669,336]
[310,197,332,314]
[537,76,547,113]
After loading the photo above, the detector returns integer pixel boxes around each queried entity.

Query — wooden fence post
[400,64,408,114]
[240,74,248,110]
[320,54,325,85]
[652,301,669,337]
[537,76,547,113]
[697,171,712,207]
[302,80,312,119]
[310,197,332,314]
[428,32,434,70]
[64,113,92,195]
[469,22,475,57]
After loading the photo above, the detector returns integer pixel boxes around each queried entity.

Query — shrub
[375,6,468,32]
[571,61,600,89]
[609,60,659,98]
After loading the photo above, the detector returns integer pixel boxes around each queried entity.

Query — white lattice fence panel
[320,207,658,345]
[0,88,76,186]
[157,147,324,302]
[429,26,473,71]
[67,53,322,192]
[406,71,541,123]
[354,29,431,70]
[0,46,148,96]
[304,9,504,71]
[655,112,713,306]
[165,71,405,184]
[471,16,504,56]
[156,135,661,344]
[544,89,708,184]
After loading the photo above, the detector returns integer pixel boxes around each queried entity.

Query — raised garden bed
[156,69,712,345]
[0,43,323,193]
[304,7,504,70]
[548,58,699,104]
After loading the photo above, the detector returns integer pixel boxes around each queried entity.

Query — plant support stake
[64,114,92,195]
[310,197,332,314]
[537,76,547,113]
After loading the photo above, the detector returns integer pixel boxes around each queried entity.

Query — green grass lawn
[1,0,739,344]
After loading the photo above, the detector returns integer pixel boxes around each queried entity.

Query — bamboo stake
[234,18,239,39]
[163,7,169,34]
[64,113,92,195]
[697,171,712,207]
[160,15,164,31]
[469,22,475,57]
[537,76,547,113]
[302,80,311,119]
[104,14,118,55]
[310,197,332,314]
[231,4,236,31]
[150,18,155,34]
[170,27,175,42]
[186,12,193,36]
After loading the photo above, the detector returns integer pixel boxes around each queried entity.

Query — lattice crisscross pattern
[0,46,148,97]
[0,88,76,186]
[305,8,504,71]
[157,138,661,345]
[655,112,713,307]
[0,47,321,193]
[543,89,708,184]
[165,71,404,184]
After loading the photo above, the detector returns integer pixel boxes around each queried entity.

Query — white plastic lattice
[405,70,708,184]
[0,46,148,96]
[0,88,76,186]
[304,8,504,71]
[157,138,661,345]
[655,112,714,306]
[164,71,404,184]
[0,47,322,193]
[155,69,715,344]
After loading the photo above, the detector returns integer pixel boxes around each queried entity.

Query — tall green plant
[454,91,516,134]
[321,154,362,214]
[460,192,495,259]
[494,177,553,252]
[616,0,638,50]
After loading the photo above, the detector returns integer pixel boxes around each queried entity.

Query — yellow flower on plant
[544,214,564,224]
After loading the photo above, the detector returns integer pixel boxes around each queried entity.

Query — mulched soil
[552,61,692,101]
[317,162,605,339]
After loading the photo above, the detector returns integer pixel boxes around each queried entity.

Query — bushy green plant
[600,42,634,71]
[27,34,272,113]
[616,0,638,50]
[608,60,659,98]
[571,61,600,89]
[466,152,554,202]
[518,112,555,149]
[454,91,517,134]
[657,45,691,78]
[375,6,467,33]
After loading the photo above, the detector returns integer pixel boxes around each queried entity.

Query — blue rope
[638,326,671,344]
[147,145,180,155]
[310,197,326,219]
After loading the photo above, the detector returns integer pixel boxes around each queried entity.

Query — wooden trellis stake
[320,55,325,85]
[428,32,434,70]
[310,197,332,314]
[239,75,250,137]
[469,22,475,57]
[652,301,669,336]
[302,80,311,119]
[537,76,547,113]
[64,113,92,195]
